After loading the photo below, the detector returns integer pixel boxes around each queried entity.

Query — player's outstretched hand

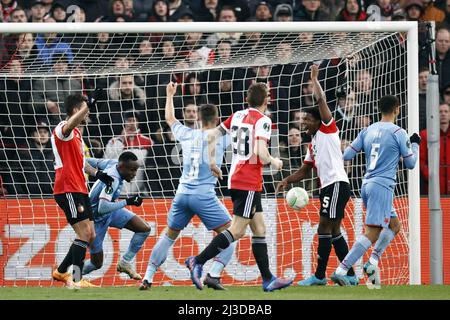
[310,64,319,80]
[88,87,104,109]
[410,133,421,145]
[271,157,283,171]
[166,82,177,97]
[275,180,288,195]
[95,170,114,187]
[126,195,143,207]
[210,165,223,180]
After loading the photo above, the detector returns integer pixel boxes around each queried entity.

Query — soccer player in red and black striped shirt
[51,93,113,288]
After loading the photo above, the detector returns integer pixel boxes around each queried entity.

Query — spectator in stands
[69,0,108,22]
[68,4,86,23]
[443,82,450,104]
[235,31,263,52]
[251,1,273,21]
[19,120,55,195]
[49,2,66,22]
[420,103,450,195]
[184,72,207,105]
[300,78,314,108]
[1,0,18,22]
[419,67,429,130]
[40,0,54,13]
[32,53,82,120]
[206,6,242,48]
[294,0,329,21]
[29,0,47,23]
[104,112,153,195]
[98,74,147,139]
[182,102,198,129]
[109,0,125,18]
[161,37,175,60]
[148,0,169,22]
[219,0,251,21]
[35,16,74,67]
[404,0,424,20]
[334,89,358,135]
[335,0,368,21]
[15,33,38,69]
[195,0,218,21]
[0,59,33,147]
[122,0,139,21]
[215,39,232,63]
[167,0,190,21]
[207,69,239,118]
[366,0,395,21]
[10,6,27,22]
[273,3,293,21]
[180,32,214,68]
[436,26,450,89]
[421,0,445,22]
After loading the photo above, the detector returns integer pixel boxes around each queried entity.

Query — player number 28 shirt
[221,108,272,191]
[304,118,349,189]
[51,121,88,195]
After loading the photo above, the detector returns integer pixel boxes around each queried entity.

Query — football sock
[196,230,234,265]
[209,241,236,278]
[337,235,372,275]
[251,237,273,282]
[332,233,355,276]
[370,228,396,266]
[122,231,150,262]
[72,239,88,282]
[57,244,74,274]
[315,234,332,280]
[82,260,98,275]
[144,234,175,282]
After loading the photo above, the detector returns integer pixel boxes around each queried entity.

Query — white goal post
[0,21,420,286]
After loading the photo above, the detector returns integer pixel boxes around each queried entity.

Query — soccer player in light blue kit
[331,95,420,287]
[82,152,152,281]
[139,82,236,290]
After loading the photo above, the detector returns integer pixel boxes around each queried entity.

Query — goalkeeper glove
[410,133,421,145]
[95,170,114,187]
[126,195,143,207]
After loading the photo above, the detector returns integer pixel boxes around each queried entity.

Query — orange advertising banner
[0,197,449,286]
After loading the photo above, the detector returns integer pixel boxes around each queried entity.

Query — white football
[285,187,309,210]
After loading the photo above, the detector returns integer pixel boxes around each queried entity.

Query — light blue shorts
[362,182,397,228]
[90,208,136,254]
[168,193,231,231]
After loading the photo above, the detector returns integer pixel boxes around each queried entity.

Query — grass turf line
[0,285,449,300]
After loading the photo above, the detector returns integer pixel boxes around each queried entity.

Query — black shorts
[319,182,351,220]
[54,192,93,226]
[230,189,262,220]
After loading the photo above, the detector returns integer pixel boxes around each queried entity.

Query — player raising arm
[331,95,419,287]
[51,93,114,289]
[81,152,151,281]
[186,82,293,292]
[139,82,236,290]
[276,65,358,286]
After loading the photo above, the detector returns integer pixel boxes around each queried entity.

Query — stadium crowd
[0,0,449,197]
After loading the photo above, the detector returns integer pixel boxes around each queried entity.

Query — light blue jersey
[168,120,232,231]
[344,122,418,189]
[343,121,418,227]
[172,120,230,195]
[86,158,136,253]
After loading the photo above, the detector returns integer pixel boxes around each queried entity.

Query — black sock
[72,239,88,282]
[196,230,234,265]
[332,233,355,276]
[315,234,332,280]
[251,237,273,282]
[57,244,74,274]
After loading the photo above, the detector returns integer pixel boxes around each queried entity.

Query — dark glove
[410,133,421,145]
[88,87,104,109]
[95,170,114,187]
[126,195,143,207]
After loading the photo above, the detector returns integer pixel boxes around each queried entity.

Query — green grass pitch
[0,285,449,300]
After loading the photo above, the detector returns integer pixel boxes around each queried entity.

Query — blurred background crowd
[0,0,449,198]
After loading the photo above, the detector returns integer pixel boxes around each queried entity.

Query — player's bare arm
[207,126,226,180]
[165,81,178,127]
[61,101,89,137]
[310,64,332,124]
[254,139,282,170]
[276,162,313,194]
